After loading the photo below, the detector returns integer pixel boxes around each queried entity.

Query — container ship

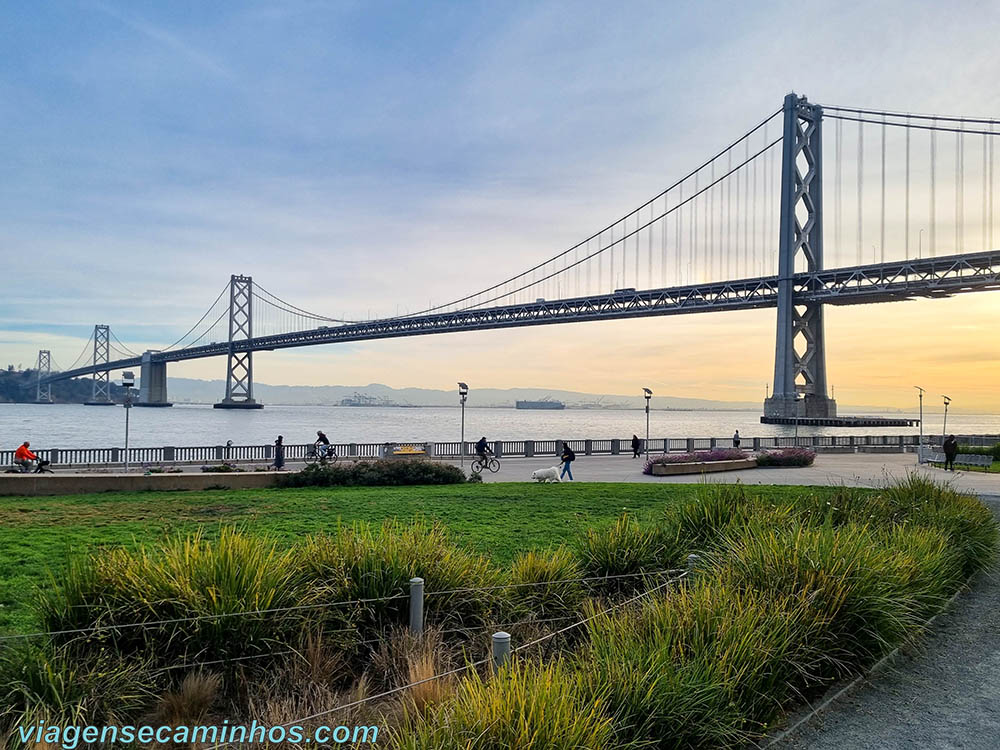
[515,398,566,410]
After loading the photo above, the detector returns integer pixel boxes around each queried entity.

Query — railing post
[752,437,761,450]
[686,438,695,452]
[493,441,502,459]
[409,577,424,635]
[585,439,593,456]
[164,446,176,461]
[50,448,60,465]
[611,439,620,455]
[555,439,563,457]
[710,437,718,449]
[349,443,358,458]
[111,447,120,463]
[525,440,534,457]
[492,631,511,670]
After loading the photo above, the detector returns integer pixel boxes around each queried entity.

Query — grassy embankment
[0,482,823,633]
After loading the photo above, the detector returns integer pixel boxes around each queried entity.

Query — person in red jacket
[14,442,38,472]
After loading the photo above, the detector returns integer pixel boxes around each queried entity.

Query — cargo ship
[515,398,566,410]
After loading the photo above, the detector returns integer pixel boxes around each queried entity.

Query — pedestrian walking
[733,430,741,449]
[560,440,576,481]
[631,434,642,459]
[272,435,285,470]
[943,434,958,471]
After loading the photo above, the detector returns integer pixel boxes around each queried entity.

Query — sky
[1,0,999,410]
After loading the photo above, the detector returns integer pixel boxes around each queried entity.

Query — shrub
[395,660,614,750]
[755,448,816,467]
[958,443,1000,461]
[277,459,467,487]
[200,462,244,473]
[642,448,745,474]
[508,547,586,620]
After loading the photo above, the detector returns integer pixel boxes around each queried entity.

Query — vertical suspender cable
[835,117,842,265]
[727,150,733,279]
[660,193,667,287]
[956,126,963,252]
[857,115,864,265]
[708,162,715,281]
[752,140,758,275]
[905,116,911,257]
[880,114,886,263]
[990,125,995,250]
[735,146,741,277]
[983,132,989,251]
[676,183,683,283]
[744,138,750,277]
[930,121,937,256]
[692,172,698,283]
[647,201,653,289]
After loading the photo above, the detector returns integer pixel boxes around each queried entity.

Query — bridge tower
[35,350,52,403]
[214,274,263,409]
[84,325,115,406]
[764,93,838,419]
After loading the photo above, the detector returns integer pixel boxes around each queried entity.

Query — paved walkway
[463,452,1000,496]
[773,494,1000,750]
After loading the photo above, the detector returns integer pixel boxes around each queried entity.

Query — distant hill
[164,378,764,410]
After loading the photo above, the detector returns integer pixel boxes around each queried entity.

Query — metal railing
[3,434,997,468]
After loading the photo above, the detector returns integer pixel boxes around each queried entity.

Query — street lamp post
[942,395,952,439]
[122,371,135,473]
[458,382,469,467]
[642,388,653,460]
[914,386,925,462]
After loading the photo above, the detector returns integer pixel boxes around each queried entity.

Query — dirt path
[774,494,1000,750]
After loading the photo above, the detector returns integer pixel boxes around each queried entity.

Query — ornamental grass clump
[296,521,502,635]
[507,547,587,621]
[575,514,685,594]
[642,448,746,474]
[581,582,830,748]
[38,528,309,668]
[712,520,958,676]
[394,660,614,750]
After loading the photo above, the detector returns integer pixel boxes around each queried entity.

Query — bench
[927,452,994,471]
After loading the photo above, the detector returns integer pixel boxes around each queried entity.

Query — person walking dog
[560,441,576,481]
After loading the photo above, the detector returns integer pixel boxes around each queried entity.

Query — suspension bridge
[31,93,1000,418]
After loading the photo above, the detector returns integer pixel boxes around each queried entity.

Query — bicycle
[470,455,501,473]
[304,445,339,465]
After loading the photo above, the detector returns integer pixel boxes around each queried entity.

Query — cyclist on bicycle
[315,430,332,458]
[474,436,492,464]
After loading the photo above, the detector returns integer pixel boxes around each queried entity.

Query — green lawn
[0,482,837,634]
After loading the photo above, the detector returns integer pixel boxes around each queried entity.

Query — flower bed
[642,449,745,475]
[755,448,816,467]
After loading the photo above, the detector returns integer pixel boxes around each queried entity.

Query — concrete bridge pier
[137,351,172,407]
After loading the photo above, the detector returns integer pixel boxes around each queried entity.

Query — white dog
[531,466,562,483]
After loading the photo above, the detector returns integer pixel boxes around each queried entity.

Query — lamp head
[642,387,653,398]
[457,382,468,397]
[122,371,135,388]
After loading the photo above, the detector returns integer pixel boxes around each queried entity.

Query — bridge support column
[84,325,115,406]
[36,350,52,403]
[137,351,172,407]
[764,93,837,420]
[214,274,263,409]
